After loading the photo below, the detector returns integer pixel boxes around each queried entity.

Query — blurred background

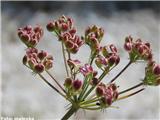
[1,1,160,120]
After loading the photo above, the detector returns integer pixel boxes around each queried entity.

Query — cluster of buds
[79,64,97,77]
[143,61,160,86]
[46,15,83,54]
[23,48,53,73]
[84,25,104,53]
[124,36,152,62]
[18,25,43,47]
[95,44,120,71]
[64,78,83,95]
[96,83,118,106]
[67,59,81,70]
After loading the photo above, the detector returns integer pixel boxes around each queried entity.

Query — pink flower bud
[138,45,144,54]
[20,34,30,43]
[96,86,104,97]
[91,77,99,86]
[46,22,55,32]
[110,44,117,53]
[153,64,160,75]
[69,28,76,35]
[22,55,28,65]
[34,63,45,73]
[70,45,79,54]
[61,23,68,31]
[65,40,74,49]
[124,42,132,51]
[64,78,73,88]
[72,79,82,91]
[43,60,53,70]
[37,50,47,60]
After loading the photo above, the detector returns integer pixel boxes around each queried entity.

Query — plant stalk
[109,61,132,83]
[119,82,144,95]
[61,106,78,120]
[62,43,69,77]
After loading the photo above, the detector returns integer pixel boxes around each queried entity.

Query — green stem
[80,97,99,105]
[109,61,132,83]
[119,82,143,95]
[82,70,108,100]
[61,106,78,120]
[38,74,66,99]
[80,106,102,110]
[116,88,145,101]
[80,103,97,108]
[62,43,69,77]
[46,70,66,94]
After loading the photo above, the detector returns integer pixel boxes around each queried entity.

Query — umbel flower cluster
[18,15,160,120]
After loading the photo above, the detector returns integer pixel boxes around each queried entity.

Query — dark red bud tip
[96,86,104,97]
[34,64,44,73]
[101,96,112,105]
[43,60,53,70]
[65,40,74,49]
[21,34,30,42]
[38,51,47,60]
[69,29,76,35]
[153,64,160,75]
[124,42,132,51]
[110,44,117,53]
[64,78,73,88]
[72,79,82,91]
[91,78,99,86]
[62,23,68,31]
[22,55,28,65]
[46,22,55,32]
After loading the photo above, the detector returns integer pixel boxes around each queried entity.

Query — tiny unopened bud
[34,63,44,73]
[70,45,79,54]
[153,64,160,75]
[91,77,99,86]
[124,42,132,51]
[96,86,104,97]
[43,60,53,70]
[62,23,68,31]
[64,78,73,88]
[38,50,47,60]
[110,44,117,53]
[21,34,30,42]
[22,55,28,65]
[46,22,55,32]
[65,40,74,49]
[72,79,82,91]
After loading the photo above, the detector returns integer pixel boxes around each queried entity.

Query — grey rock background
[1,1,160,120]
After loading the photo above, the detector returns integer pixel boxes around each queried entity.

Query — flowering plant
[18,15,160,120]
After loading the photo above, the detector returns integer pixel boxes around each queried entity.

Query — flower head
[23,48,53,73]
[79,64,95,76]
[18,25,43,47]
[47,15,84,54]
[96,83,118,106]
[85,25,104,53]
[124,36,153,62]
[95,44,120,71]
[143,62,160,86]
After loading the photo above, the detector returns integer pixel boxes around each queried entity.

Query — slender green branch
[61,106,78,120]
[80,106,102,110]
[116,88,145,101]
[119,82,144,95]
[109,61,132,83]
[61,43,69,77]
[38,74,66,98]
[46,70,66,94]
